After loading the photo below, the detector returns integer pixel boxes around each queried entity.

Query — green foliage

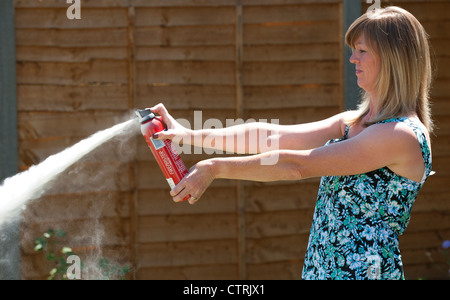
[34,228,74,280]
[97,258,130,280]
[34,228,130,280]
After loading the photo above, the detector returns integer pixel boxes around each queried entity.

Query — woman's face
[349,35,381,98]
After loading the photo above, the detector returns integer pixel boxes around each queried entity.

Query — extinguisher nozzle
[135,109,155,124]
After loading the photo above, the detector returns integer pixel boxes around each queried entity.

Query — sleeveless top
[301,117,432,280]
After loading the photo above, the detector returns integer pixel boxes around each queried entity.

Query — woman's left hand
[170,159,216,204]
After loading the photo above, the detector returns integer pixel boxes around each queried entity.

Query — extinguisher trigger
[135,109,155,124]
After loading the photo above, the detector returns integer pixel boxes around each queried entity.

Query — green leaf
[55,229,67,237]
[34,243,43,252]
[46,253,56,261]
[61,247,72,254]
[98,258,109,268]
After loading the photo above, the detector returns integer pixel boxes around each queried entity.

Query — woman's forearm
[189,122,280,155]
[209,150,303,182]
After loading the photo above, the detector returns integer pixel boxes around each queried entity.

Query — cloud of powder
[0,112,140,279]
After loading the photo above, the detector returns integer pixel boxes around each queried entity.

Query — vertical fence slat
[234,2,246,280]
[127,3,139,280]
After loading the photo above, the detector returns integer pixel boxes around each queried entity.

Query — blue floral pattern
[302,118,432,280]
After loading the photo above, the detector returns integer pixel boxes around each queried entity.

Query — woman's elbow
[277,150,307,181]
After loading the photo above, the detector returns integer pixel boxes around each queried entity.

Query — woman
[150,6,433,280]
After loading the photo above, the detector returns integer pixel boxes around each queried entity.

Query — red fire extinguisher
[136,109,190,202]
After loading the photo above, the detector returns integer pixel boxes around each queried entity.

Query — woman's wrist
[206,158,221,180]
[184,128,195,145]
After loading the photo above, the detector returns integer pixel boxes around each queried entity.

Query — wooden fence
[14,0,449,280]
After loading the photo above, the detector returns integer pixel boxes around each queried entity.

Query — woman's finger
[188,195,199,205]
[173,188,193,203]
[170,179,184,198]
[148,103,167,116]
[148,104,174,128]
[152,130,174,140]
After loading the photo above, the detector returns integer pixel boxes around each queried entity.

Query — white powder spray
[0,118,137,227]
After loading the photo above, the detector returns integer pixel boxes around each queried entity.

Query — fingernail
[152,133,159,139]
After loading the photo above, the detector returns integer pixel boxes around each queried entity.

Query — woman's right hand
[148,103,192,143]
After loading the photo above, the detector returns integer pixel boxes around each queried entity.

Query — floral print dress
[302,118,432,280]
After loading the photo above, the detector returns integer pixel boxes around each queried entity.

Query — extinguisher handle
[135,109,157,124]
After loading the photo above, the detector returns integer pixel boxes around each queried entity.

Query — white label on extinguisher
[166,178,176,189]
[151,137,165,150]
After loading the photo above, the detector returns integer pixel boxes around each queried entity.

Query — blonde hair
[345,6,434,133]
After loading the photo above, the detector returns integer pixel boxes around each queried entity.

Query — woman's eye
[359,49,367,54]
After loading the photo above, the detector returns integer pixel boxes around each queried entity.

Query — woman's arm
[170,150,302,203]
[171,121,423,204]
[150,103,349,154]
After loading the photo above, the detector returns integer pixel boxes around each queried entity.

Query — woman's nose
[349,51,359,64]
